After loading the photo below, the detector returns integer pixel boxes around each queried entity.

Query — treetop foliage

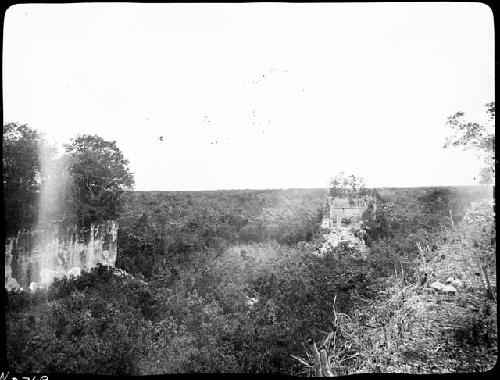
[3,123,46,233]
[444,102,495,184]
[3,124,135,232]
[64,134,134,227]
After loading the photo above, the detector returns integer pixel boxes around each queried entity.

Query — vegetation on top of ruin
[2,123,45,235]
[2,124,134,232]
[64,134,134,227]
[328,172,378,201]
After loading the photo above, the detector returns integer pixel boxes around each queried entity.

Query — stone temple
[318,189,377,257]
[324,192,377,228]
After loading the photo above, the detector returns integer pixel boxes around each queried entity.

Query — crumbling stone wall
[4,220,118,290]
[328,196,375,225]
[318,192,376,257]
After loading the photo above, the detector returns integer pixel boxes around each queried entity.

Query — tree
[329,172,366,198]
[444,102,495,184]
[65,135,134,227]
[2,123,50,234]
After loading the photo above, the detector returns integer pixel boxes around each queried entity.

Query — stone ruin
[4,220,118,291]
[318,190,377,258]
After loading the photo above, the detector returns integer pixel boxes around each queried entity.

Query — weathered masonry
[322,193,377,229]
[319,189,377,257]
[5,220,118,291]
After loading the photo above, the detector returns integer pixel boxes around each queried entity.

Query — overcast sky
[3,3,495,190]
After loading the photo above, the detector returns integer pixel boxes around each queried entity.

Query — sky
[3,3,495,191]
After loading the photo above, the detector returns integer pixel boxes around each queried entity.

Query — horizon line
[131,184,493,192]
